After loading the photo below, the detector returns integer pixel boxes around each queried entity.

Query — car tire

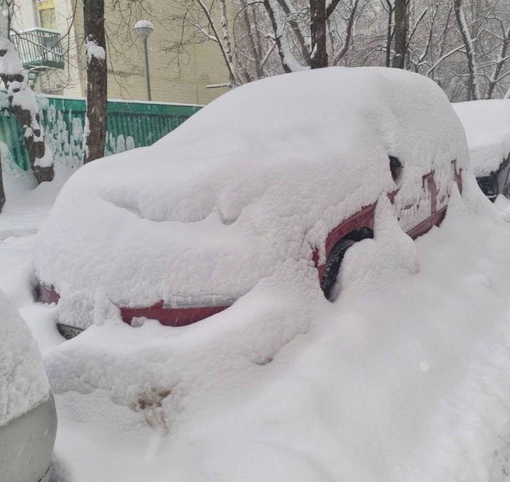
[320,238,356,301]
[321,229,373,301]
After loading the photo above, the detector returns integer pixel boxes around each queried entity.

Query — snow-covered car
[0,291,57,482]
[453,100,510,200]
[35,67,469,338]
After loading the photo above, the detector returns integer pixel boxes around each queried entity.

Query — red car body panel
[121,303,228,327]
[38,285,228,328]
[39,161,462,333]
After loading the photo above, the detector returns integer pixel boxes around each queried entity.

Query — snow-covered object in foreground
[0,290,57,481]
[85,38,106,63]
[34,67,470,332]
[453,100,510,199]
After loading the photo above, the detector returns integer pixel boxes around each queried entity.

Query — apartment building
[11,0,230,104]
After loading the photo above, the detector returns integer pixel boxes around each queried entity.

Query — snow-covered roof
[453,100,510,176]
[0,290,50,426]
[34,67,469,328]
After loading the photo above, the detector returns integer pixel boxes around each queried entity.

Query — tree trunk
[385,0,394,67]
[273,0,311,65]
[241,2,263,80]
[454,0,480,100]
[0,2,54,184]
[392,0,408,68]
[486,25,510,99]
[83,0,107,163]
[332,0,359,65]
[195,0,238,84]
[262,0,293,72]
[219,0,235,85]
[310,0,328,68]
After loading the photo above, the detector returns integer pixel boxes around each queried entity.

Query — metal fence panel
[0,96,201,171]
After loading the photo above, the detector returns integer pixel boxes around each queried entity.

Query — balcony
[10,28,65,70]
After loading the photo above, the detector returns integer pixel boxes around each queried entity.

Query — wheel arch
[342,226,374,243]
[317,226,374,300]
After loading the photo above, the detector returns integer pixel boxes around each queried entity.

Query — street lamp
[134,19,154,101]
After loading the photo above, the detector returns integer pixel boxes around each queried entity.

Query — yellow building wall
[76,0,231,104]
[13,0,232,104]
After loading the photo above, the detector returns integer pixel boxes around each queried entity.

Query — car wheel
[320,238,356,301]
[320,230,373,301]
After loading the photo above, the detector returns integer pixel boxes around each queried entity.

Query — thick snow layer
[5,174,510,481]
[453,100,510,176]
[11,88,39,114]
[34,68,470,328]
[0,290,50,426]
[4,142,510,479]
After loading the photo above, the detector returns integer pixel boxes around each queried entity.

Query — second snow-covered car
[453,99,510,200]
[35,67,469,337]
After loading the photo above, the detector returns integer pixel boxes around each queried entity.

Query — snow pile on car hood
[34,67,470,327]
[453,99,510,176]
[0,290,50,425]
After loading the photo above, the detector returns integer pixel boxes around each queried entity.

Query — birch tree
[454,0,480,100]
[172,0,510,98]
[486,23,510,99]
[195,0,238,84]
[234,0,282,81]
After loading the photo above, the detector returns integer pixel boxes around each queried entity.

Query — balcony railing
[10,28,65,70]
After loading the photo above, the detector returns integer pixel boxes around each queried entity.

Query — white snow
[0,289,50,426]
[4,160,510,480]
[134,20,154,31]
[34,143,55,168]
[453,100,510,176]
[0,37,23,76]
[85,38,106,63]
[33,67,470,329]
[3,70,510,479]
[11,88,39,113]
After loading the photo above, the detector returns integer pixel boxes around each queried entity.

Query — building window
[35,0,57,30]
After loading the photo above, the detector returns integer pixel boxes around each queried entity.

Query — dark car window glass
[477,174,498,200]
[389,156,403,182]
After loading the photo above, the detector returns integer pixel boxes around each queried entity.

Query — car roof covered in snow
[34,67,469,327]
[453,99,510,176]
[0,291,50,426]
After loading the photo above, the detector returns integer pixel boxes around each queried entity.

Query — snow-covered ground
[3,162,510,480]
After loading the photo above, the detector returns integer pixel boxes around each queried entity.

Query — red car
[35,67,469,338]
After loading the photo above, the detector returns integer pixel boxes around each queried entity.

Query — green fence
[0,95,202,171]
[0,112,31,171]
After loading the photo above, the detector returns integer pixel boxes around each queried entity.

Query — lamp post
[134,20,154,101]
